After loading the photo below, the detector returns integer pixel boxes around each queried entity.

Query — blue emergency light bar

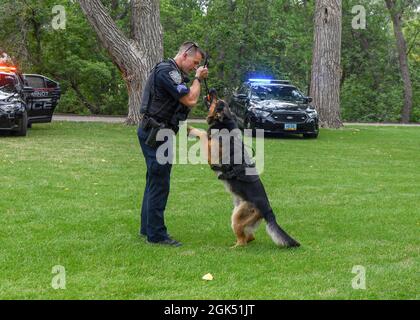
[249,78,271,83]
[248,79,290,84]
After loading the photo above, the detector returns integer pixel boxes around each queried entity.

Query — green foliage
[0,0,418,121]
[56,88,80,113]
[341,74,403,122]
[341,0,419,122]
[406,17,420,122]
[0,0,128,115]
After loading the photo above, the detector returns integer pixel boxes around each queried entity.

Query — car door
[23,74,61,123]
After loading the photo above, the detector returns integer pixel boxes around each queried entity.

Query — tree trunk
[29,7,43,70]
[310,0,343,128]
[385,0,413,123]
[78,0,163,125]
[131,0,163,65]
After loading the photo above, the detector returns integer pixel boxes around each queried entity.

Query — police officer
[137,42,208,246]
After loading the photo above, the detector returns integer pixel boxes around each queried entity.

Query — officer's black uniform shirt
[151,59,190,123]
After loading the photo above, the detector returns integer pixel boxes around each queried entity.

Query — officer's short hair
[178,42,205,59]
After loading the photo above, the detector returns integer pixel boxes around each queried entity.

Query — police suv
[0,64,61,136]
[229,79,319,138]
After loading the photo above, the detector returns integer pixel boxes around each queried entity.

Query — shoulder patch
[169,70,182,84]
[176,84,189,94]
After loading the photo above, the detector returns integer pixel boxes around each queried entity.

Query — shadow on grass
[263,132,312,140]
[0,130,19,138]
[0,123,58,138]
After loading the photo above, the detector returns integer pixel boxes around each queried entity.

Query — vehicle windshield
[0,73,17,94]
[251,85,305,103]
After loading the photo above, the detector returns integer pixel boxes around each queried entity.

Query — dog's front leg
[187,126,207,139]
[187,126,209,162]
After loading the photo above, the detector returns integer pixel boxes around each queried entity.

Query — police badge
[169,70,182,84]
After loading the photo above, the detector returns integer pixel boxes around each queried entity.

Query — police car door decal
[24,74,60,120]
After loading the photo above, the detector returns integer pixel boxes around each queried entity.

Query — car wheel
[15,111,28,137]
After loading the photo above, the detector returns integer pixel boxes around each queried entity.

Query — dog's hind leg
[226,178,300,248]
[231,202,250,247]
[231,202,263,247]
[244,209,263,243]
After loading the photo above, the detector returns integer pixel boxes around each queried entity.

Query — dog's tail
[266,220,300,248]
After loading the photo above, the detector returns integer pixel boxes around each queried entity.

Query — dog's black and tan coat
[188,93,300,248]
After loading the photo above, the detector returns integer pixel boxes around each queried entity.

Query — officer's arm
[179,79,201,108]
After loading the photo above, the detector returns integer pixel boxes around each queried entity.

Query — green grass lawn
[0,122,419,300]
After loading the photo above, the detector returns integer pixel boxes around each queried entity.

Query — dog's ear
[206,96,218,124]
[204,88,218,110]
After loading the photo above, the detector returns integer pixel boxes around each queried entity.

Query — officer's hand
[195,66,208,81]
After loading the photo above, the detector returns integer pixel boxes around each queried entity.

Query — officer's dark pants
[137,126,172,242]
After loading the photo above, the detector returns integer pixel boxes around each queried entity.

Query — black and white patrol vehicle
[0,64,61,136]
[229,79,319,138]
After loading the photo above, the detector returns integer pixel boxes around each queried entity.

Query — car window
[0,73,17,92]
[25,75,45,88]
[46,79,58,89]
[251,85,305,103]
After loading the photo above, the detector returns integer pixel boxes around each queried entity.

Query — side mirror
[302,96,312,104]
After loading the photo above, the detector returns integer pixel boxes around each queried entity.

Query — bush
[341,74,404,122]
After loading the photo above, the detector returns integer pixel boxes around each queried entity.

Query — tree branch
[78,0,145,75]
[70,80,101,114]
[406,28,419,56]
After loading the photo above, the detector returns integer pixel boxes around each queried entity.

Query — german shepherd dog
[188,90,300,248]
